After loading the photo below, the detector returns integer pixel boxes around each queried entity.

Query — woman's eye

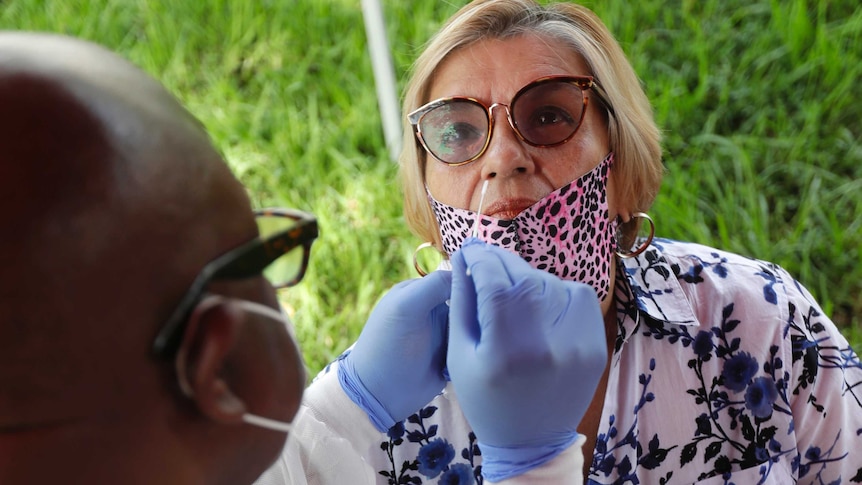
[532,107,575,126]
[440,122,483,146]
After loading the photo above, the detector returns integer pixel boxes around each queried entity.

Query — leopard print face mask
[428,152,617,300]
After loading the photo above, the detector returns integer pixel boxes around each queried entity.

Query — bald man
[0,33,310,484]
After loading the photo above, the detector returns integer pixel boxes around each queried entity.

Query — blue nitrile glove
[447,239,607,482]
[338,270,452,432]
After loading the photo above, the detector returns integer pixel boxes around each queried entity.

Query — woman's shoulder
[650,238,768,269]
[647,238,794,291]
[643,238,831,335]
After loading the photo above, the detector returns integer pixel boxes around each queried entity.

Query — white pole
[360,0,402,162]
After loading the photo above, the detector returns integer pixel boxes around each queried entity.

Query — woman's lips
[482,198,536,220]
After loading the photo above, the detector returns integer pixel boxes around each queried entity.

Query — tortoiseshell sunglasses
[152,208,318,358]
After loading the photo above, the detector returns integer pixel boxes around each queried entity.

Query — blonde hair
[399,0,663,249]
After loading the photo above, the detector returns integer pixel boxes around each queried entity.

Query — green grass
[4,0,859,377]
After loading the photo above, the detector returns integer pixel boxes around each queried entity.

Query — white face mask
[175,297,294,433]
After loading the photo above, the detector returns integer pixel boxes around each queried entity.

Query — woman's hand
[447,238,607,482]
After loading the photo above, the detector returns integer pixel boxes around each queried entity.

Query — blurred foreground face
[0,32,307,485]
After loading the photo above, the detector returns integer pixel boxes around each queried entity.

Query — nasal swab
[471,179,490,238]
[466,179,490,277]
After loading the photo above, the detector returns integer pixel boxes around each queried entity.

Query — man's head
[0,33,306,484]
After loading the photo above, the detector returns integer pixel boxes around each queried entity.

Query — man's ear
[174,295,248,424]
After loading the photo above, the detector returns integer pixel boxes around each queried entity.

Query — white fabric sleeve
[485,434,585,485]
[253,369,381,485]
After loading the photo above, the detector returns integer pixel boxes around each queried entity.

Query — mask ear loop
[242,414,292,432]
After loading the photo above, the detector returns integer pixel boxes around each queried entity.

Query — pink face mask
[428,152,617,300]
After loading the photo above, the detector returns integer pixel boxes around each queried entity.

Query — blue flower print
[692,330,714,359]
[745,376,778,418]
[721,352,758,392]
[388,421,406,440]
[755,266,779,305]
[438,463,474,484]
[379,406,482,485]
[417,438,455,479]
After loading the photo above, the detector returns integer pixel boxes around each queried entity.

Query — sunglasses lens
[418,100,489,165]
[512,81,585,146]
[263,244,305,288]
[255,215,307,288]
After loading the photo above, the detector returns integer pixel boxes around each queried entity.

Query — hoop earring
[615,212,655,259]
[413,242,443,276]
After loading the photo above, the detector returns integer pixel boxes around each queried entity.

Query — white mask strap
[232,299,285,321]
[232,299,298,340]
[242,413,292,433]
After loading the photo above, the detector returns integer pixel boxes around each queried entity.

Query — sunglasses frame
[408,75,608,166]
[151,208,318,358]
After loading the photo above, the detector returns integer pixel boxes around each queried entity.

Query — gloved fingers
[417,270,453,314]
[458,238,524,290]
[449,256,533,377]
[448,246,480,356]
[461,241,538,333]
[550,283,603,342]
[451,239,530,346]
[380,270,452,318]
[477,279,547,351]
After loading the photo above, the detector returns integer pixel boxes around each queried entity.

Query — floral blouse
[257,239,862,485]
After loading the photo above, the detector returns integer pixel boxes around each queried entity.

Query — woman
[258,1,862,483]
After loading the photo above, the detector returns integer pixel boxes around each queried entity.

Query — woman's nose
[479,105,535,180]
